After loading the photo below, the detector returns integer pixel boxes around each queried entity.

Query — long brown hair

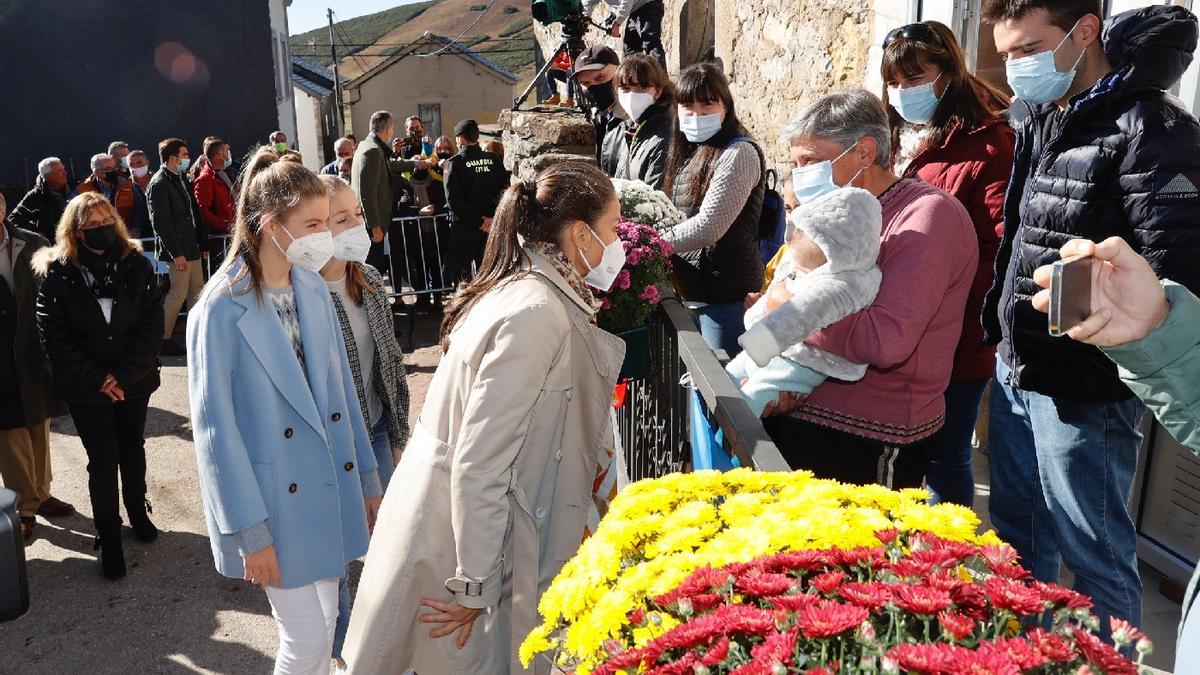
[881,21,1010,166]
[318,174,376,306]
[216,147,328,300]
[440,161,615,349]
[32,193,136,273]
[663,64,746,207]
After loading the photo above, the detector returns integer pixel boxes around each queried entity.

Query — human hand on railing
[763,392,806,418]
[371,226,385,243]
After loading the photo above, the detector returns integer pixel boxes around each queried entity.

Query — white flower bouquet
[611,179,685,229]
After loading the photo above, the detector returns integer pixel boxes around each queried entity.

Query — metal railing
[615,287,790,481]
[137,234,233,280]
[383,213,457,302]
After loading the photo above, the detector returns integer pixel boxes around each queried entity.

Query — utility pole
[328,8,344,136]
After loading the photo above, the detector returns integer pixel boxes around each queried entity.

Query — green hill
[290,0,536,79]
[289,1,439,66]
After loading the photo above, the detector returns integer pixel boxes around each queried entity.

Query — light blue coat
[187,260,380,589]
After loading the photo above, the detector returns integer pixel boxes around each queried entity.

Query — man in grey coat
[351,110,431,278]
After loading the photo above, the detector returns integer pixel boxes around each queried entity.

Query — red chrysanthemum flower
[758,549,832,574]
[700,636,731,667]
[978,543,1020,568]
[687,593,726,613]
[938,611,977,641]
[796,599,870,639]
[765,593,820,612]
[885,643,954,674]
[927,570,966,593]
[655,566,735,606]
[1071,627,1140,675]
[875,528,900,545]
[803,668,834,675]
[735,572,797,597]
[746,626,800,671]
[944,644,1022,675]
[836,546,887,569]
[1026,628,1077,663]
[1032,581,1093,610]
[986,637,1048,671]
[987,562,1032,581]
[640,605,776,666]
[809,570,846,595]
[889,558,936,579]
[838,582,893,609]
[893,584,953,616]
[910,547,968,570]
[950,583,991,621]
[983,577,1045,616]
[628,608,647,625]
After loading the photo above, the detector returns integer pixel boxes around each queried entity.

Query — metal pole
[328,8,344,137]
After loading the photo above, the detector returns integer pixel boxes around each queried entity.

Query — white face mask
[332,224,371,263]
[131,166,149,178]
[272,227,335,273]
[580,226,626,291]
[618,90,656,122]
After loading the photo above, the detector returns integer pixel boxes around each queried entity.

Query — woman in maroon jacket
[881,20,1014,507]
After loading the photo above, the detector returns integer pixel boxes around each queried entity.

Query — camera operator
[581,0,665,66]
[572,45,626,166]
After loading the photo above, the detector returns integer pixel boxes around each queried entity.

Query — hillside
[290,0,536,81]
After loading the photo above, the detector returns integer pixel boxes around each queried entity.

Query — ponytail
[439,161,614,349]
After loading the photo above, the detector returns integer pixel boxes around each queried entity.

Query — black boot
[95,529,126,580]
[126,498,159,543]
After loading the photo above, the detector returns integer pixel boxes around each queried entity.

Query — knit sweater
[796,179,977,445]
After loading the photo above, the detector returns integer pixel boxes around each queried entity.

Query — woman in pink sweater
[745,89,977,489]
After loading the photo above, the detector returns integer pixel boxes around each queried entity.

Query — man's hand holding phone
[1032,237,1169,347]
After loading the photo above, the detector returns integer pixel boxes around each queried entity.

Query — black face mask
[103,170,120,184]
[585,81,616,112]
[437,152,452,160]
[82,223,117,251]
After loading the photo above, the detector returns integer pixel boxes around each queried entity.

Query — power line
[417,0,501,58]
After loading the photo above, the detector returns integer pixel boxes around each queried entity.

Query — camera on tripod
[514,0,600,110]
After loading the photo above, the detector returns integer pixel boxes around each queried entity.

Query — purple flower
[616,269,632,291]
[639,285,660,304]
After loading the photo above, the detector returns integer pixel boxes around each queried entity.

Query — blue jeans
[695,302,746,358]
[333,418,393,659]
[926,379,989,508]
[988,357,1145,631]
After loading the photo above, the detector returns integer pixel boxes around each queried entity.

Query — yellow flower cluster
[519,469,1001,670]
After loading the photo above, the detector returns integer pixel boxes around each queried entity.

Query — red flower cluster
[593,532,1147,674]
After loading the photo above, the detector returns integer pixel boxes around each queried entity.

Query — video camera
[532,0,589,54]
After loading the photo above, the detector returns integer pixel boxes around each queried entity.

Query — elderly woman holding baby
[739,89,978,489]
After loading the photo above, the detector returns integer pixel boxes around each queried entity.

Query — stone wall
[498,107,597,182]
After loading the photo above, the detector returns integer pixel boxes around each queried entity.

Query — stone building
[532,0,1200,175]
[346,32,517,142]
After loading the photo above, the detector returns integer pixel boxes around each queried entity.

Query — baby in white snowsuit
[726,187,883,416]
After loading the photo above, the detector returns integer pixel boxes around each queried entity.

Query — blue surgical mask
[178,157,191,172]
[791,143,862,204]
[679,113,723,143]
[889,73,943,125]
[1005,20,1086,105]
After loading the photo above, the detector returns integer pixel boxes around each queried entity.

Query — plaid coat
[329,263,410,454]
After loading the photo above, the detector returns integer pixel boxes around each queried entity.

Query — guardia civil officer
[443,120,509,284]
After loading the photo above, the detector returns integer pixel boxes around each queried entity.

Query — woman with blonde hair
[34,192,164,579]
[317,174,411,667]
[187,149,382,673]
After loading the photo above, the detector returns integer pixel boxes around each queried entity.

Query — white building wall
[293,88,324,172]
[269,0,298,146]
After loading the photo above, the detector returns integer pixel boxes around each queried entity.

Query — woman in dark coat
[35,191,163,579]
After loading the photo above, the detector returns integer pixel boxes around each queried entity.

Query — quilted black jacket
[982,5,1200,403]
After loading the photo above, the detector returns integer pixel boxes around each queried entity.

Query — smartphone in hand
[1048,254,1092,338]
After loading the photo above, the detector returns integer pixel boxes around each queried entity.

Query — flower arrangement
[594,219,673,334]
[612,178,685,229]
[519,470,1151,674]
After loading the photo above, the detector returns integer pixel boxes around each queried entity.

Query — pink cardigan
[798,179,977,445]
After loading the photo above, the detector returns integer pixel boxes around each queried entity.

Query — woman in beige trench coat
[341,161,626,674]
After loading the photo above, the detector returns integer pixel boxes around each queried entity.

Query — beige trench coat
[342,251,625,674]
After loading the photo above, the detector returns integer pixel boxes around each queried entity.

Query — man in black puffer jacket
[982,0,1200,634]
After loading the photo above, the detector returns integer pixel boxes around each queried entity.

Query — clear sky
[287,0,425,35]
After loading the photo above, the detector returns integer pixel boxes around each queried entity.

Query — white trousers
[264,578,340,675]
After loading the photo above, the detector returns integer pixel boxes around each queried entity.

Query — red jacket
[904,117,1014,382]
[192,163,235,235]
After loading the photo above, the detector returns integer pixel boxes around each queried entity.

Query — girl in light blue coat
[187,149,383,675]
